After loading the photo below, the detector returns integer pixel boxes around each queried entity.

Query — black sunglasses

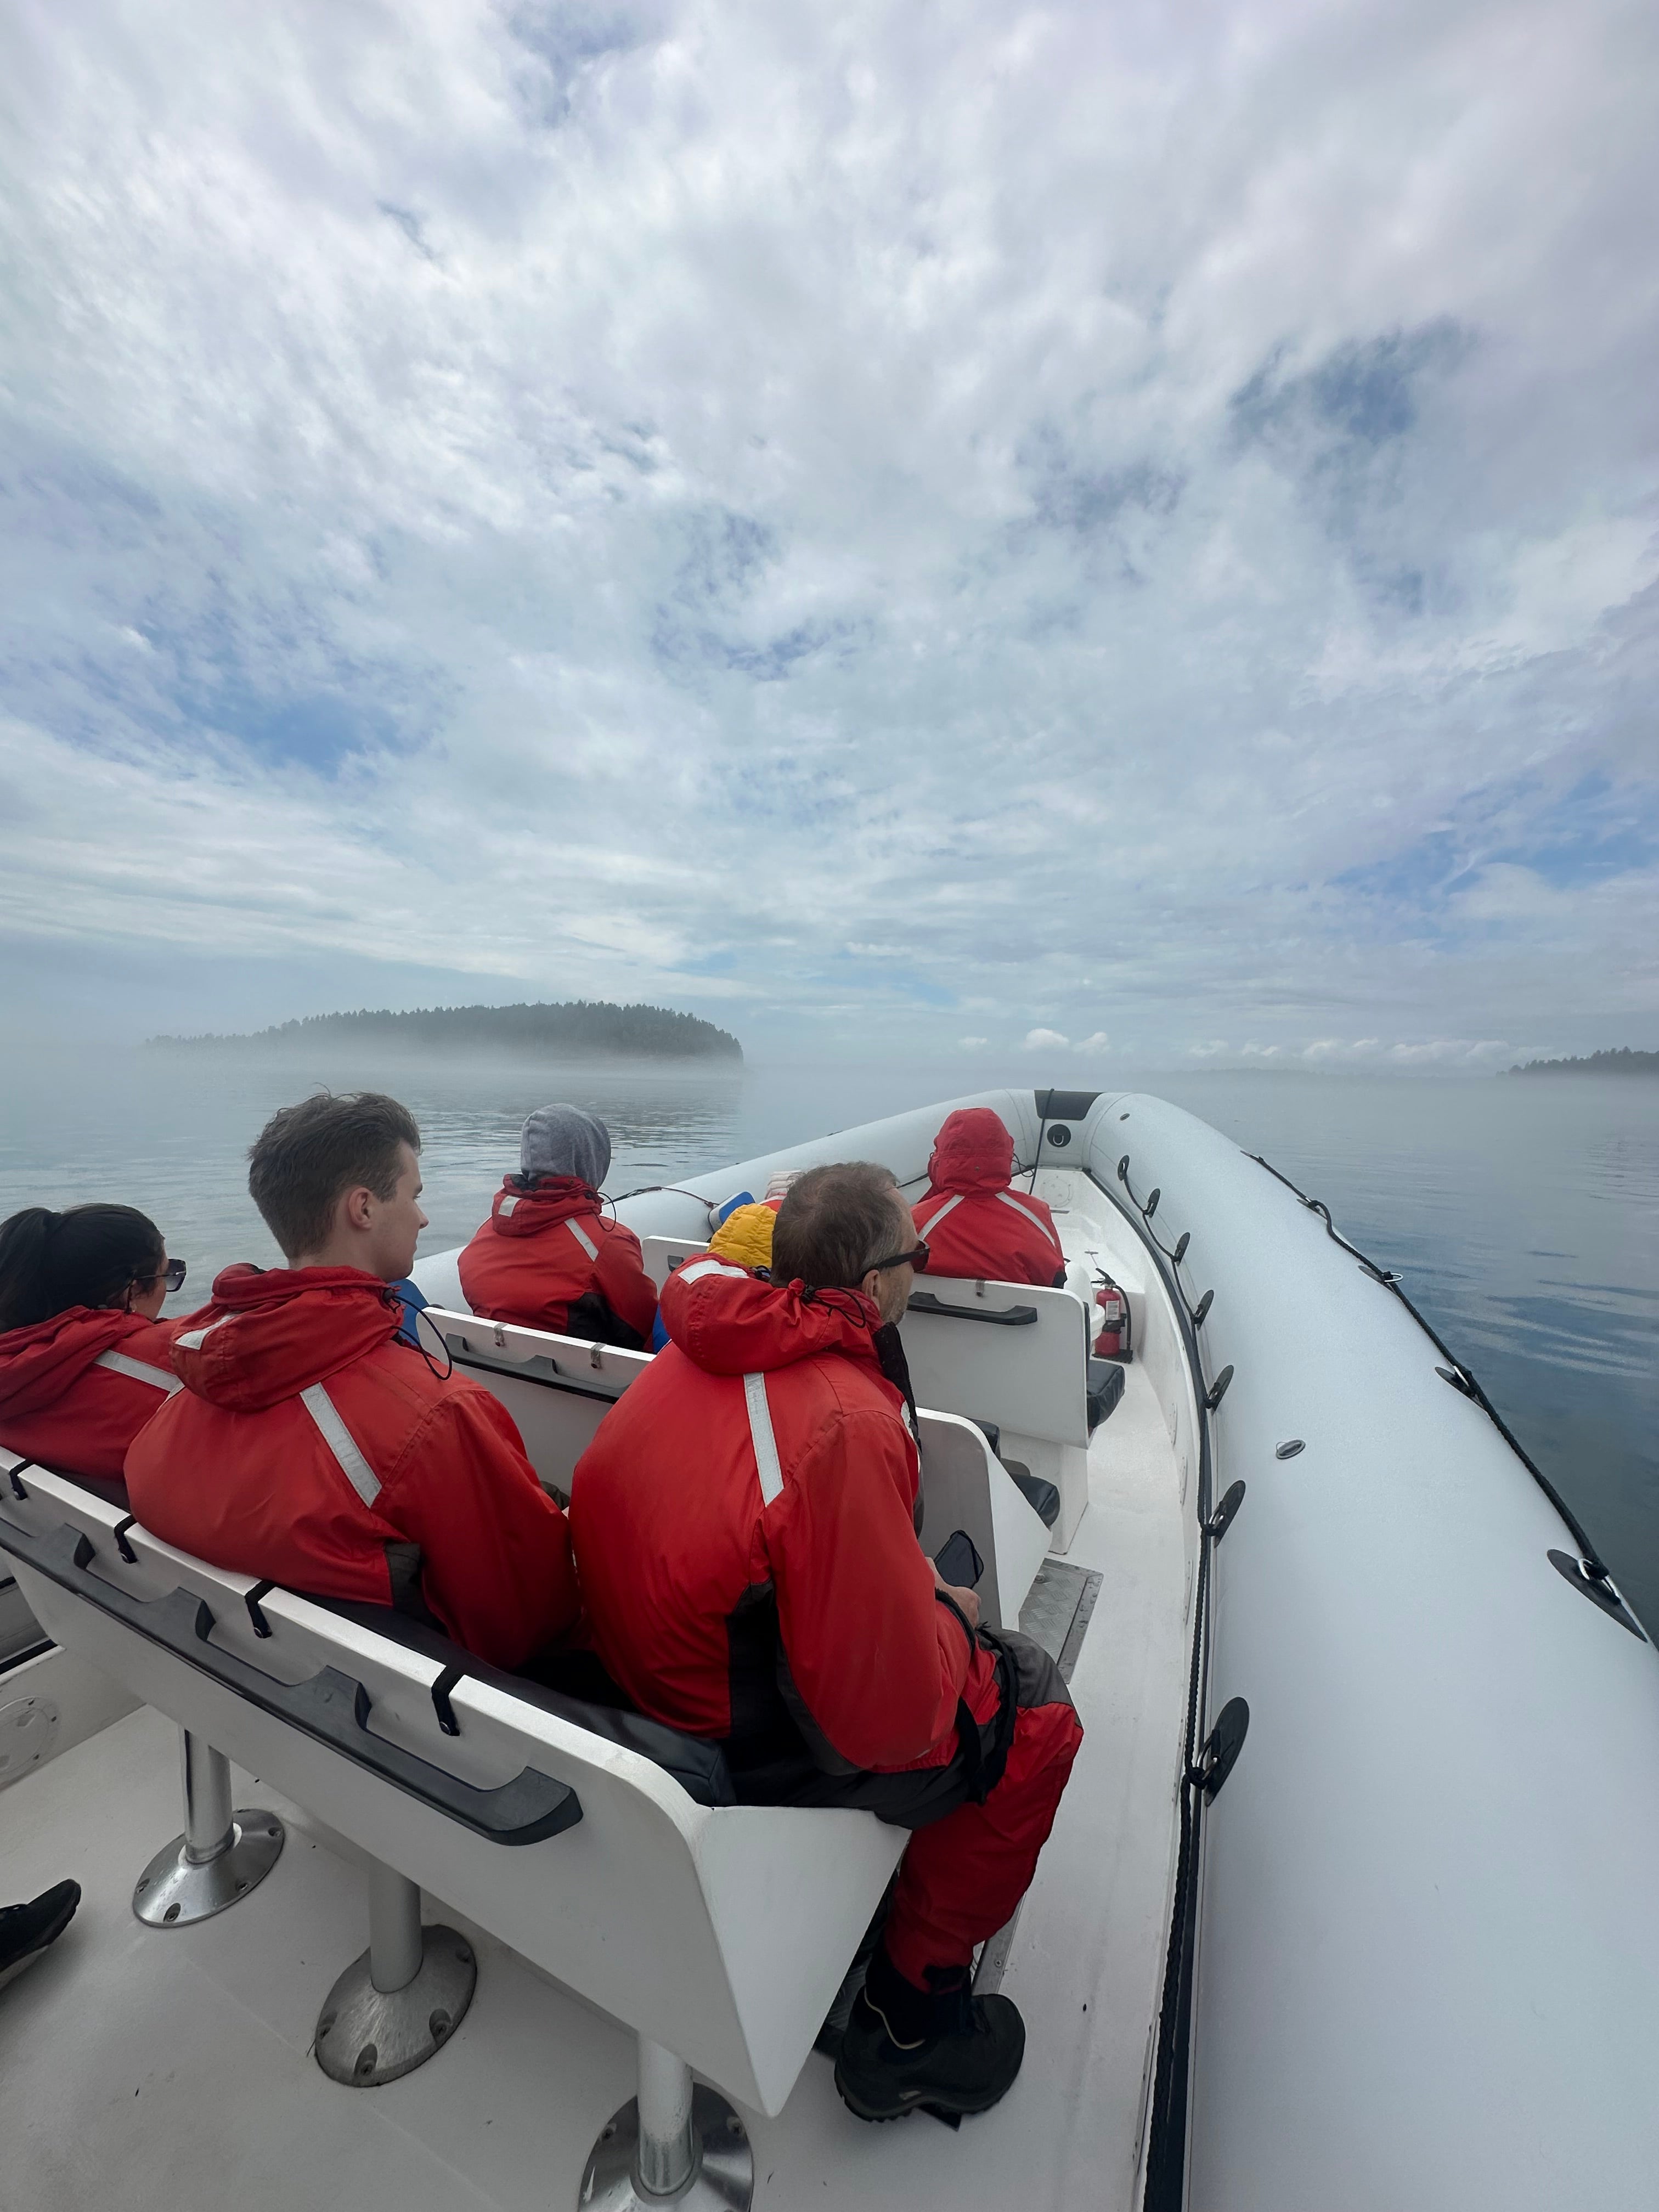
[151,1258,188,1293]
[870,1242,929,1274]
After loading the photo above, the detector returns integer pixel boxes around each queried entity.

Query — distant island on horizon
[1506,1048,1658,1076]
[148,998,743,1062]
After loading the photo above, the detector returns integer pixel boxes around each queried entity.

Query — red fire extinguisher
[1094,1278,1128,1359]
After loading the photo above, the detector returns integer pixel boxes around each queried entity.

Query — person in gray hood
[458,1105,659,1350]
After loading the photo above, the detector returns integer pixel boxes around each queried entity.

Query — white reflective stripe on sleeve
[301,1382,381,1507]
[996,1189,1056,1238]
[679,1257,751,1285]
[918,1192,964,1231]
[498,1194,520,1218]
[93,1348,181,1395]
[173,1316,232,1353]
[565,1218,600,1262]
[743,1372,785,1506]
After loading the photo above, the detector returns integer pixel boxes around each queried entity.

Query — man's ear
[341,1184,376,1234]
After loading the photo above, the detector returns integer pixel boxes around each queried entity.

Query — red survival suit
[126,1265,579,1671]
[0,1307,196,1483]
[571,1258,1082,1988]
[913,1109,1068,1287]
[459,1179,658,1349]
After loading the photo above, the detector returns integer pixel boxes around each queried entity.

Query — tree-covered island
[149,1000,742,1061]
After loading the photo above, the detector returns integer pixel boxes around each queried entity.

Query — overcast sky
[1,0,1654,1070]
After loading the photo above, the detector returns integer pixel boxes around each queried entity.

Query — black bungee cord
[1115,1155,1212,1327]
[603,1181,726,1221]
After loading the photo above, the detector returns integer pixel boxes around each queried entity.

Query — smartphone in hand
[933,1527,984,1590]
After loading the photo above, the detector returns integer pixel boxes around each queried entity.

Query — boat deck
[0,1177,1188,2211]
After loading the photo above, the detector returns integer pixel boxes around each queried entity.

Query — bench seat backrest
[427,1310,651,1500]
[427,1311,1049,1629]
[900,1273,1092,1447]
[0,1453,903,2116]
[899,1274,1099,1549]
[639,1232,710,1289]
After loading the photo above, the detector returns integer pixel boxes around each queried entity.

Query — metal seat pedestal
[314,1860,477,2087]
[580,2035,754,2209]
[132,1728,285,1927]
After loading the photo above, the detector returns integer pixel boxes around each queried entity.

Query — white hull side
[1072,1093,1659,2212]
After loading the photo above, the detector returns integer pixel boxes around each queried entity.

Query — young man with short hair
[127,1092,578,1671]
[570,1160,1083,2124]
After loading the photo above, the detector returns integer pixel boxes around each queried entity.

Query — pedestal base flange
[579,2083,754,2210]
[132,1811,285,1927]
[313,1923,477,2086]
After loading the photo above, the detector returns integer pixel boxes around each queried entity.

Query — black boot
[833,1950,1025,2123]
[0,1880,81,1995]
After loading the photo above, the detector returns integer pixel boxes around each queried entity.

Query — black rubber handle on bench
[905,1293,1039,1327]
[0,1516,582,1847]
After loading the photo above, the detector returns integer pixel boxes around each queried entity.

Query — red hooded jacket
[569,1259,997,1774]
[913,1109,1067,1288]
[125,1265,578,1671]
[0,1307,196,1482]
[459,1179,658,1348]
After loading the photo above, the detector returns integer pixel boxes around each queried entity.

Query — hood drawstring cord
[409,1302,454,1384]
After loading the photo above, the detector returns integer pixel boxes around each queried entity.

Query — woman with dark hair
[0,1204,195,1483]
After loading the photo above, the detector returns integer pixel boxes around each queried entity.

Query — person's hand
[933,1560,980,1630]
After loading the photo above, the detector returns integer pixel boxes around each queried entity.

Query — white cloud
[0,0,1654,1057]
[958,1035,989,1049]
[1023,1028,1070,1051]
[1302,1036,1520,1068]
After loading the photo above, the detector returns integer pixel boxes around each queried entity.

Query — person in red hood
[458,1104,657,1350]
[0,1203,196,1486]
[571,1163,1082,2126]
[126,1092,578,1672]
[912,1107,1067,1287]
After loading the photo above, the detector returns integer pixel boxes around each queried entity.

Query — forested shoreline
[1507,1048,1658,1076]
[148,1000,743,1061]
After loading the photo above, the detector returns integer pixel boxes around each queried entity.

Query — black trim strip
[1082,1165,1217,2212]
[905,1293,1039,1328]
[0,1637,54,1677]
[0,1516,583,1847]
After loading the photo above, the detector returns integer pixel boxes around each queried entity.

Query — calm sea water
[4,1052,1655,1628]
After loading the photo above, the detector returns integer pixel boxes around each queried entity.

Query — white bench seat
[0,1454,904,2118]
[899,1274,1108,1549]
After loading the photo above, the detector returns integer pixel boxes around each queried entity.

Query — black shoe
[0,1881,81,1995]
[814,1875,899,2057]
[833,1983,1026,2123]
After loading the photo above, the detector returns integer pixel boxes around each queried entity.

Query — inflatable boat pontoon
[2,1087,1656,2212]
